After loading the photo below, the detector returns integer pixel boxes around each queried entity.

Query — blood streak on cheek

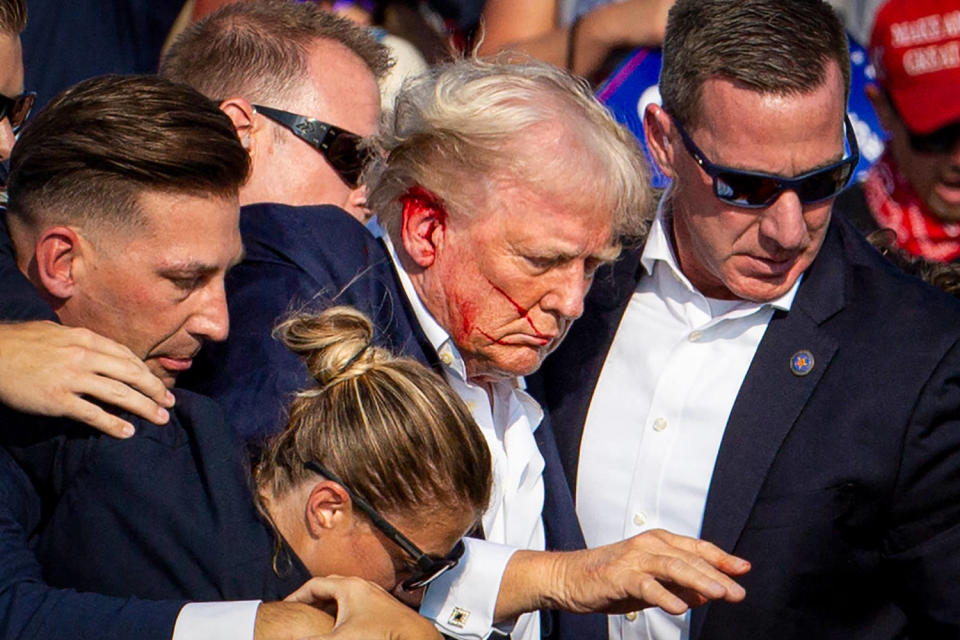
[486,279,549,340]
[477,328,509,345]
[454,297,485,344]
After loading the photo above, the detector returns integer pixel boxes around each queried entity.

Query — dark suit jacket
[182,203,433,440]
[183,203,606,639]
[0,213,186,639]
[1,390,311,603]
[532,215,960,639]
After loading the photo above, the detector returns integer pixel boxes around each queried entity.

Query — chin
[148,365,178,389]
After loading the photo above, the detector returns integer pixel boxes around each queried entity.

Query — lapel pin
[790,350,815,376]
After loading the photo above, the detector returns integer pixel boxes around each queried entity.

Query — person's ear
[344,185,372,223]
[304,480,353,538]
[219,97,259,155]
[34,226,83,301]
[644,103,679,181]
[399,186,448,268]
[865,84,896,137]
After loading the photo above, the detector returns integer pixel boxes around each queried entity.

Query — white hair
[366,55,654,243]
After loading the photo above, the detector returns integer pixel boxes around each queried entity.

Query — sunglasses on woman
[304,460,465,591]
[253,104,369,188]
[672,113,860,208]
[0,91,36,134]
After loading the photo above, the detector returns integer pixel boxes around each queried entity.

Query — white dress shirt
[385,236,546,640]
[576,209,799,640]
[172,601,261,640]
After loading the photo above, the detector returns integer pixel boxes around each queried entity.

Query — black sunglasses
[905,121,960,155]
[672,113,859,208]
[253,104,369,188]
[304,460,465,591]
[0,91,36,134]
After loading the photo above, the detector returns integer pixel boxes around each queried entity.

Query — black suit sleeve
[0,447,185,640]
[885,338,960,635]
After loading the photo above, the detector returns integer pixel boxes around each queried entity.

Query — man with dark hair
[0,73,423,640]
[837,0,960,262]
[534,0,960,638]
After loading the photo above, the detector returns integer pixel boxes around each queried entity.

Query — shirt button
[633,512,647,526]
[688,330,703,342]
[653,417,668,432]
[440,351,454,366]
[625,612,639,622]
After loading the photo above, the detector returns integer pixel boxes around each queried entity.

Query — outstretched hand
[0,321,174,438]
[499,528,749,620]
[287,576,441,640]
[554,529,749,615]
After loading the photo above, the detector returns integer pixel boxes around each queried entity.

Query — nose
[540,263,592,320]
[188,279,230,343]
[759,190,808,253]
[0,118,15,163]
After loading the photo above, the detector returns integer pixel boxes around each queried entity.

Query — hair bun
[275,306,382,388]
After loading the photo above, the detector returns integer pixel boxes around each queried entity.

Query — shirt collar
[640,197,801,313]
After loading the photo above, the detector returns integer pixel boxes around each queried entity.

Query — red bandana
[863,152,960,263]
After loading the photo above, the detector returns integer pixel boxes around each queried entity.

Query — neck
[259,486,309,561]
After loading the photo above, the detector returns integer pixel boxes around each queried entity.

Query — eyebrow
[158,247,246,277]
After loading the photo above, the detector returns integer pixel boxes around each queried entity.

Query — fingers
[76,331,175,411]
[0,322,174,437]
[285,577,341,606]
[58,395,138,439]
[640,531,748,603]
[646,550,745,604]
[75,369,172,428]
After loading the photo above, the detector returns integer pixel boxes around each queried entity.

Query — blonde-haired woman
[24,306,492,637]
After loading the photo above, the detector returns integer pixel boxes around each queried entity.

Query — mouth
[747,254,798,276]
[499,333,557,347]
[154,355,196,372]
[477,328,556,348]
[934,177,960,206]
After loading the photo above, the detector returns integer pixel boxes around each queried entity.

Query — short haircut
[257,305,492,521]
[660,0,850,128]
[0,0,26,35]
[160,0,391,103]
[6,74,249,232]
[366,55,654,243]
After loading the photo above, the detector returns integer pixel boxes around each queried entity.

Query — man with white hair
[196,55,750,640]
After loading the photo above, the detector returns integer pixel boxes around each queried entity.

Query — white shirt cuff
[420,538,517,639]
[171,601,261,640]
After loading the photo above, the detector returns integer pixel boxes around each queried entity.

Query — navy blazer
[182,203,433,440]
[1,390,311,603]
[0,214,186,639]
[183,203,606,639]
[532,215,960,639]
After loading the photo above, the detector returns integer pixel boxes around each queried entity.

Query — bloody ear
[399,186,449,268]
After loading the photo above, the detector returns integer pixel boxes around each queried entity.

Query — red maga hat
[870,0,960,134]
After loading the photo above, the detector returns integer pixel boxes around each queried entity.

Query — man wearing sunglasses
[838,0,960,263]
[159,0,384,224]
[0,0,31,192]
[533,0,960,638]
